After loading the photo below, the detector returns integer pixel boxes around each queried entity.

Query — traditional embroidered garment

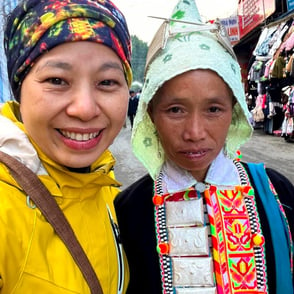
[115,157,294,293]
[152,159,273,294]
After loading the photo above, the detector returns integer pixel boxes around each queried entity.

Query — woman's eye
[46,77,66,85]
[168,106,182,113]
[209,106,221,113]
[100,79,116,86]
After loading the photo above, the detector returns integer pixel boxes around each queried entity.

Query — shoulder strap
[247,162,293,294]
[0,151,103,294]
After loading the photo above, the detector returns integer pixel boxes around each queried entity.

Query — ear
[232,96,237,108]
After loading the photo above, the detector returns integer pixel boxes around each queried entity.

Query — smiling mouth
[59,130,101,141]
[183,150,206,155]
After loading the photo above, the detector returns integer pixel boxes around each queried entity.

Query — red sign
[238,0,276,39]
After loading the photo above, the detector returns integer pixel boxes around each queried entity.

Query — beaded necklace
[153,161,268,294]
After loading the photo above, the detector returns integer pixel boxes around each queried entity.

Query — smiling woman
[20,41,129,168]
[0,0,132,293]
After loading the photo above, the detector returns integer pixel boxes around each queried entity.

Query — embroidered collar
[162,150,240,193]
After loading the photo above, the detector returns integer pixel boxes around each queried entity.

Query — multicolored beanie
[4,0,132,101]
[132,0,253,179]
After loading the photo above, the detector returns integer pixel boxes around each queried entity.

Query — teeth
[60,130,99,141]
[186,151,204,155]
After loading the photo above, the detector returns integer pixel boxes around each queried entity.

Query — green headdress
[132,0,252,179]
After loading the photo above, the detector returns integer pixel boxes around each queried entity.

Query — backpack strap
[0,151,103,294]
[247,162,293,294]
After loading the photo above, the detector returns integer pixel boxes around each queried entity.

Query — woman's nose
[66,86,100,121]
[182,113,206,142]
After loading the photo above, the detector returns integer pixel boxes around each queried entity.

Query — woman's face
[149,69,234,182]
[20,41,129,168]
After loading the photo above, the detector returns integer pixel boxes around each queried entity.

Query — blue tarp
[287,0,294,11]
[0,0,19,102]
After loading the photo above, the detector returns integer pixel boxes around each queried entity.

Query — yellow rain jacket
[0,102,129,293]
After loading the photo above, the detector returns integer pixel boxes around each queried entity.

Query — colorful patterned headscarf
[4,0,132,101]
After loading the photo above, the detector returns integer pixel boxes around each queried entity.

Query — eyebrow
[36,60,124,74]
[36,61,72,73]
[99,62,124,73]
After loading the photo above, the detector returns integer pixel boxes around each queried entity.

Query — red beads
[157,242,170,255]
[235,150,243,161]
[153,195,164,205]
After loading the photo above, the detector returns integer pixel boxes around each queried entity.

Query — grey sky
[118,0,238,43]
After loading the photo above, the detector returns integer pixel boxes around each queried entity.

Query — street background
[110,121,294,190]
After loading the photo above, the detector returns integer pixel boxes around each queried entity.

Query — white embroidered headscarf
[132,0,253,180]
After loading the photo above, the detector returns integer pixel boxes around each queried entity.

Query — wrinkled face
[20,41,129,168]
[149,70,234,182]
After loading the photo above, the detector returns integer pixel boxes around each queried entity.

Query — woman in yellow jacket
[0,0,132,293]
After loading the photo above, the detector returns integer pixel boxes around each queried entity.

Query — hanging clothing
[253,26,278,57]
[270,56,286,79]
[282,87,294,141]
[263,82,284,134]
[286,53,294,78]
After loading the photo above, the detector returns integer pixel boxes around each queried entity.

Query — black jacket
[115,165,294,294]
